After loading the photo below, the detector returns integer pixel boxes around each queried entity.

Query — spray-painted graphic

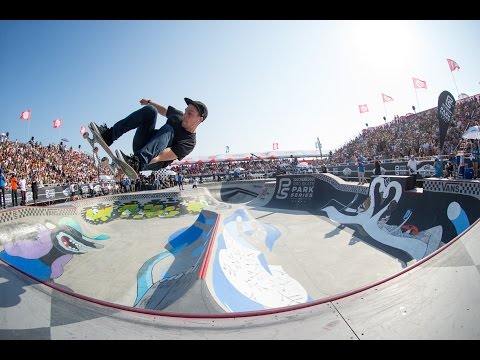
[320,176,469,260]
[134,211,218,310]
[117,201,180,220]
[446,201,470,235]
[81,194,222,224]
[212,209,309,312]
[83,204,115,224]
[0,218,109,281]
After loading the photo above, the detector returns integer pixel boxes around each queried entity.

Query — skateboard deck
[84,123,139,180]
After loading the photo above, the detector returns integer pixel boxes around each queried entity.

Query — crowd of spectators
[1,94,479,206]
[329,95,480,165]
[0,140,104,186]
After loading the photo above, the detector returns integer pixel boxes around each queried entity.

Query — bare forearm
[149,148,178,164]
[139,98,167,117]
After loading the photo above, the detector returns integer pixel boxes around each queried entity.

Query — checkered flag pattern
[0,207,77,224]
[424,179,480,200]
[155,168,171,181]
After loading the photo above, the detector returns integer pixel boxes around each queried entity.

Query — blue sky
[1,20,479,160]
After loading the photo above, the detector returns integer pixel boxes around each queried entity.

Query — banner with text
[437,90,456,152]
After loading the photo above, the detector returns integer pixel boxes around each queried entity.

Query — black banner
[437,90,456,151]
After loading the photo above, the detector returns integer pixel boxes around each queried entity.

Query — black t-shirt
[166,106,196,161]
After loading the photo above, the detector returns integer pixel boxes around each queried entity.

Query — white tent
[462,126,480,140]
[296,162,309,168]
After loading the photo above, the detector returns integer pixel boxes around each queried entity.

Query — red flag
[358,104,369,113]
[80,125,86,134]
[272,142,279,150]
[412,77,427,89]
[53,119,62,128]
[447,58,460,72]
[382,93,394,103]
[19,110,31,121]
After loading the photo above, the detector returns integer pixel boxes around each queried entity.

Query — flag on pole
[225,145,230,153]
[80,125,86,134]
[19,110,31,121]
[382,93,394,103]
[358,104,369,113]
[412,77,427,89]
[447,58,460,72]
[53,119,62,128]
[273,143,279,150]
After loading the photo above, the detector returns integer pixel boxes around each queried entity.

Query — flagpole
[27,110,31,141]
[383,101,387,121]
[451,71,460,98]
[59,119,62,142]
[414,88,420,111]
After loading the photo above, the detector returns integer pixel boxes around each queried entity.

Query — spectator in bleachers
[357,155,366,185]
[472,140,479,179]
[10,173,18,207]
[31,175,39,205]
[434,158,443,178]
[19,174,27,206]
[407,155,418,182]
[0,167,6,209]
[177,173,184,190]
[373,159,381,176]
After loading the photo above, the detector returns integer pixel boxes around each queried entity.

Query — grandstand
[1,93,479,206]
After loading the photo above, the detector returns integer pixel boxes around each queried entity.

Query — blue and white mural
[212,209,309,312]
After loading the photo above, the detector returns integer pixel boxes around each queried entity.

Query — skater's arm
[149,148,178,164]
[140,98,167,117]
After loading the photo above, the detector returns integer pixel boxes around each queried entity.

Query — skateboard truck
[83,123,139,179]
[83,131,117,177]
[101,157,119,177]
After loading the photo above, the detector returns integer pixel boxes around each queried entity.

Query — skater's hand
[140,98,150,106]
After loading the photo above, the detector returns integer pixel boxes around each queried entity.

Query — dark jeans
[21,190,26,206]
[11,189,18,206]
[0,187,5,208]
[111,105,174,171]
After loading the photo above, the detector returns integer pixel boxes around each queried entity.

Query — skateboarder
[89,97,207,174]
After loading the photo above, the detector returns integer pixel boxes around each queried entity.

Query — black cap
[185,98,208,120]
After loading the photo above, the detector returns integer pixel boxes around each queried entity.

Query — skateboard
[83,123,139,180]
